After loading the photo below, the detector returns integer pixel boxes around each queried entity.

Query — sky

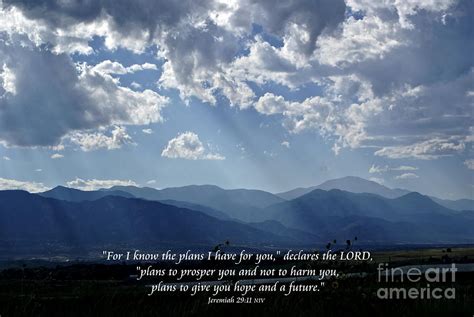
[0,0,472,199]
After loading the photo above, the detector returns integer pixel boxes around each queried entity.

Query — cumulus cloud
[91,60,157,75]
[142,128,153,134]
[2,155,10,160]
[161,132,225,160]
[255,93,289,115]
[346,0,456,29]
[68,126,134,151]
[0,41,98,147]
[315,15,403,67]
[66,178,138,191]
[0,38,168,149]
[254,91,374,150]
[244,0,472,156]
[281,141,290,148]
[0,0,472,160]
[0,177,49,192]
[76,63,168,126]
[0,0,345,108]
[158,0,345,106]
[395,173,419,180]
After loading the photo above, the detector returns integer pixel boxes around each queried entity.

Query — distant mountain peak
[399,191,425,198]
[50,185,71,190]
[39,185,134,202]
[277,176,410,200]
[335,175,373,181]
[318,176,390,189]
[396,191,433,203]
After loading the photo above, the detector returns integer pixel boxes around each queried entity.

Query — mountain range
[1,176,473,257]
[276,176,473,211]
[40,185,134,202]
[100,184,285,222]
[276,176,411,200]
[263,189,473,243]
[0,190,293,252]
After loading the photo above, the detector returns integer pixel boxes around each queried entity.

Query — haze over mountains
[276,176,473,211]
[102,185,285,222]
[276,176,411,200]
[1,176,473,258]
[0,191,288,250]
[264,189,473,243]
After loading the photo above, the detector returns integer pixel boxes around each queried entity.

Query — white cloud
[78,63,169,126]
[142,128,153,134]
[369,164,418,173]
[233,1,472,157]
[0,42,168,148]
[375,138,465,160]
[315,15,403,67]
[68,126,134,151]
[35,168,42,172]
[281,141,290,148]
[395,173,419,180]
[254,91,376,150]
[395,165,419,171]
[0,0,343,111]
[91,60,157,76]
[66,178,138,191]
[3,155,10,161]
[131,82,142,89]
[51,144,65,151]
[346,0,456,29]
[50,153,64,159]
[255,93,288,115]
[369,177,385,184]
[0,0,471,162]
[369,165,389,173]
[127,62,157,72]
[0,177,49,192]
[162,132,225,160]
[146,179,157,185]
[0,4,96,55]
[0,63,16,96]
[464,159,474,170]
[91,60,128,75]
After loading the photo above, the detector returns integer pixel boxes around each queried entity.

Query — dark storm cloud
[0,36,167,147]
[3,0,211,40]
[0,39,102,146]
[231,0,346,54]
[353,0,474,96]
[1,0,470,159]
